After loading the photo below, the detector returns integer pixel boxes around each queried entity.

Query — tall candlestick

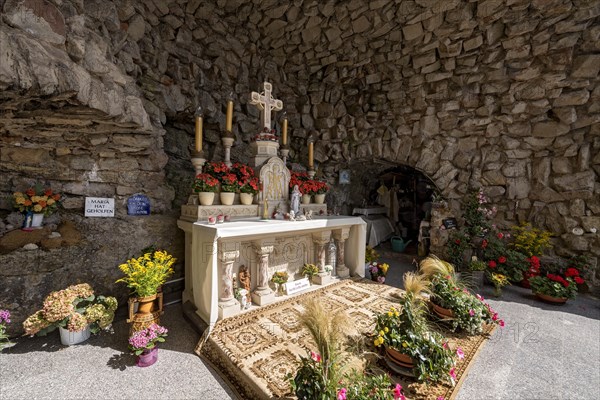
[226,98,233,132]
[308,141,314,169]
[195,115,203,152]
[282,117,288,145]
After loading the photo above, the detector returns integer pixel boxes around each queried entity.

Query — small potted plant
[468,256,486,292]
[1,309,14,351]
[219,173,240,205]
[301,263,319,283]
[22,283,117,345]
[529,272,581,304]
[128,323,168,367]
[299,180,315,204]
[116,249,175,331]
[368,261,390,284]
[420,256,504,335]
[313,180,328,204]
[373,272,458,384]
[239,176,260,205]
[193,173,219,206]
[13,184,61,229]
[488,272,510,297]
[271,271,289,295]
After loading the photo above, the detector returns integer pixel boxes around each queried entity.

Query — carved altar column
[218,249,240,319]
[333,228,351,278]
[312,231,332,285]
[251,241,276,306]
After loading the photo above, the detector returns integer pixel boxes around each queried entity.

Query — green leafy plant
[469,257,486,272]
[302,263,319,278]
[22,283,117,336]
[0,310,14,351]
[446,229,471,270]
[365,246,379,263]
[271,271,289,285]
[373,272,457,384]
[511,222,552,257]
[462,188,495,237]
[116,250,176,297]
[429,274,503,334]
[240,177,260,195]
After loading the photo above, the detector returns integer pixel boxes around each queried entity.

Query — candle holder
[308,169,316,179]
[280,145,289,165]
[208,216,216,225]
[222,131,234,168]
[217,214,224,224]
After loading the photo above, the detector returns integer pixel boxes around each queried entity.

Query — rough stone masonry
[0,0,599,333]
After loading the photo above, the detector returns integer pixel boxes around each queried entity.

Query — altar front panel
[179,217,366,330]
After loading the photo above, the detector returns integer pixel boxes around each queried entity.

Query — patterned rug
[195,279,494,400]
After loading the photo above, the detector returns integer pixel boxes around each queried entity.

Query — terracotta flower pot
[431,301,454,318]
[386,347,414,368]
[535,293,568,304]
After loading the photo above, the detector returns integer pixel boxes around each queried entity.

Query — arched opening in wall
[347,161,440,258]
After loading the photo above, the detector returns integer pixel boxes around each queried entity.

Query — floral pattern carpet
[195,279,494,400]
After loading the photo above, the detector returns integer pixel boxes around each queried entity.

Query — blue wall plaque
[127,194,150,216]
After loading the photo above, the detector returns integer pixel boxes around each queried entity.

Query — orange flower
[52,194,61,201]
[24,200,32,206]
[44,189,53,196]
[26,188,35,196]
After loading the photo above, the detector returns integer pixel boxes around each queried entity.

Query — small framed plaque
[442,217,458,229]
[339,170,350,185]
[284,278,311,295]
[127,194,150,216]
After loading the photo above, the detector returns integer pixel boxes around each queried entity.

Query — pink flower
[337,388,347,400]
[456,347,464,360]
[393,383,406,400]
[449,367,457,380]
[469,309,475,317]
[499,320,505,327]
[377,275,386,284]
[476,294,483,301]
[310,351,322,363]
[437,397,445,400]
[497,232,504,239]
[443,341,449,349]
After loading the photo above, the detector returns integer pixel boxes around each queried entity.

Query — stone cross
[249,81,283,131]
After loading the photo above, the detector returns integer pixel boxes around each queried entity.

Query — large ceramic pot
[220,192,235,206]
[59,325,91,346]
[385,347,414,368]
[136,294,158,314]
[301,194,311,204]
[198,192,215,206]
[535,293,568,304]
[431,301,454,318]
[239,192,254,205]
[314,193,326,204]
[137,347,159,367]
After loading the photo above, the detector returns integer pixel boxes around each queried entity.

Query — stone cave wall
[1,0,599,333]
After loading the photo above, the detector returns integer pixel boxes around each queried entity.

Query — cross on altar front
[249,82,283,131]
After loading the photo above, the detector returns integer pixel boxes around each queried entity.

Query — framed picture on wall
[339,170,350,184]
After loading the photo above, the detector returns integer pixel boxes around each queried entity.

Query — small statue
[288,210,296,221]
[290,184,301,216]
[238,265,251,306]
[296,214,307,221]
[305,210,313,220]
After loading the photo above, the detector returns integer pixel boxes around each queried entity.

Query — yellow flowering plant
[116,250,176,298]
[13,184,61,216]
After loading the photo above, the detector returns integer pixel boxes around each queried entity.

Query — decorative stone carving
[332,228,350,278]
[218,249,240,319]
[311,231,332,285]
[251,241,275,306]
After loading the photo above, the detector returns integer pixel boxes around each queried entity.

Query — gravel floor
[2,244,599,400]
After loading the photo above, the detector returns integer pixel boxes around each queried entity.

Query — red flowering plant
[193,173,219,193]
[299,180,317,196]
[313,180,328,195]
[290,171,310,192]
[230,162,255,184]
[240,177,260,195]
[529,272,579,300]
[445,229,471,270]
[481,230,527,283]
[203,161,230,179]
[13,184,61,216]
[220,173,241,193]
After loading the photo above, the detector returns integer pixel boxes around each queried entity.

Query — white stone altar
[177,216,366,331]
